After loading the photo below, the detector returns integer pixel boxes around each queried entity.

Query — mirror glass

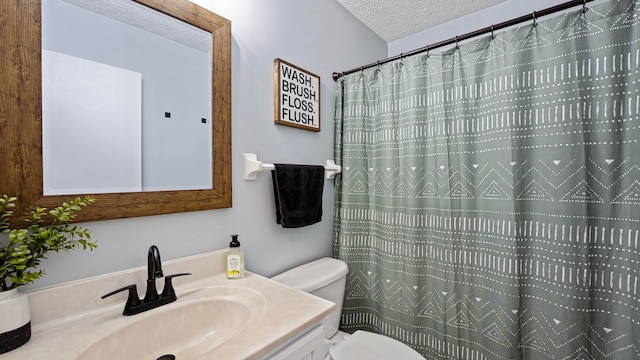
[42,0,212,195]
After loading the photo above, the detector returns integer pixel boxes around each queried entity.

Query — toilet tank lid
[271,257,348,293]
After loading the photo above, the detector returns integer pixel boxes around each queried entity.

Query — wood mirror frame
[0,0,232,227]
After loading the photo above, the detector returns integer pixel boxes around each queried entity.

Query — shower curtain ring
[532,11,537,27]
[455,36,459,49]
[491,24,495,39]
[582,0,588,13]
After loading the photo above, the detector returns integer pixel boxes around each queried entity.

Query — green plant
[0,195,97,291]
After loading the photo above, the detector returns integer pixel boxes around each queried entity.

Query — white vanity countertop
[0,250,335,360]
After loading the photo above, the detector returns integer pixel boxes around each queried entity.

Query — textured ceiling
[336,0,508,42]
[60,0,210,52]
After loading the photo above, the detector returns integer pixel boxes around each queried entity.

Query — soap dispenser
[227,234,244,279]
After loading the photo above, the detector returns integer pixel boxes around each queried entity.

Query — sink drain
[157,355,175,360]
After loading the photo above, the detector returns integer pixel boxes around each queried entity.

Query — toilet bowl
[272,258,425,360]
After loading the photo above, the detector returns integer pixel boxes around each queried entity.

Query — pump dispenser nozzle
[230,234,240,247]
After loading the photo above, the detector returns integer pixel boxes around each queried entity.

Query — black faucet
[101,245,191,316]
[144,245,164,302]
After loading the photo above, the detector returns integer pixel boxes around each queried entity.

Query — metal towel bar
[242,153,341,181]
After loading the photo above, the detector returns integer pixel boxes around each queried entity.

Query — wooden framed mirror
[0,0,232,227]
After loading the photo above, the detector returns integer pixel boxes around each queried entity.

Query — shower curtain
[333,0,640,358]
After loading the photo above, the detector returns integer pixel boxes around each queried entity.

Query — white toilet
[272,257,425,360]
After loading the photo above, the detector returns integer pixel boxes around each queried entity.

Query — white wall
[42,50,143,195]
[28,0,386,290]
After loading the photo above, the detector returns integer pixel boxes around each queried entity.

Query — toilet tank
[272,257,349,339]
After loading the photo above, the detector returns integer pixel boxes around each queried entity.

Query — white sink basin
[2,251,336,360]
[76,286,267,359]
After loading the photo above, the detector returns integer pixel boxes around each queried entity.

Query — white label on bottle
[227,254,241,277]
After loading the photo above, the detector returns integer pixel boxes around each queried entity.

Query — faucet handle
[161,273,192,297]
[101,284,141,314]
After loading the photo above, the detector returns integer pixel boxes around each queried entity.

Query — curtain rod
[332,0,593,81]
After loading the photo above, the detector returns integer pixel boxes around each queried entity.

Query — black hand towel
[271,164,324,228]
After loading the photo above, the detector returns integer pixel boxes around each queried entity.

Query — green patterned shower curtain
[333,1,640,358]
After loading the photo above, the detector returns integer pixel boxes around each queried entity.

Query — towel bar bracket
[242,153,341,181]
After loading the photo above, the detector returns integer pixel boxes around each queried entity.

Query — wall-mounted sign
[274,58,320,132]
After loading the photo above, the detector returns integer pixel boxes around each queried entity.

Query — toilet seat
[328,330,425,360]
